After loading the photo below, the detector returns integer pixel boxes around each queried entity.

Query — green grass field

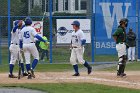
[1,83,140,93]
[1,62,139,73]
[1,46,140,93]
[0,62,140,93]
[102,62,140,71]
[1,46,118,65]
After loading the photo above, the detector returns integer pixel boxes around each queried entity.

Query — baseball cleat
[8,74,17,78]
[27,71,32,79]
[88,67,92,74]
[22,72,28,76]
[31,69,35,78]
[27,74,32,79]
[120,73,126,77]
[117,73,120,76]
[117,73,126,77]
[72,73,80,76]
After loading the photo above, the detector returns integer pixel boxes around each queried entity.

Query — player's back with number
[20,17,48,79]
[21,26,37,44]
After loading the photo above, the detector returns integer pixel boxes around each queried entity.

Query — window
[80,0,87,10]
[75,0,79,10]
[31,0,34,8]
[45,0,49,12]
[55,0,58,11]
[34,0,41,6]
[64,0,68,11]
[42,0,45,12]
[39,0,42,5]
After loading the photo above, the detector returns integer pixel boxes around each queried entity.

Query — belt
[72,46,78,48]
[24,42,35,44]
[11,43,18,45]
[119,42,125,44]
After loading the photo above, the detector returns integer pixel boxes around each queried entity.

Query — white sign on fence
[56,19,91,44]
[13,21,43,36]
[31,21,43,36]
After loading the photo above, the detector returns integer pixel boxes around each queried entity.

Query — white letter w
[99,3,131,39]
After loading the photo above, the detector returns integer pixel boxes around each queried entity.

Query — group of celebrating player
[9,17,49,79]
[9,17,92,79]
[9,16,128,79]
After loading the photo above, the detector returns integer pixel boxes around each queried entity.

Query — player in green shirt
[39,36,49,61]
[113,18,128,77]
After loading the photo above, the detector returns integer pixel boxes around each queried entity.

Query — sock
[73,64,79,73]
[9,64,14,75]
[32,59,38,70]
[20,63,25,74]
[84,61,91,69]
[26,64,31,72]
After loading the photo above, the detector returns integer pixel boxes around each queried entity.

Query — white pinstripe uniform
[70,29,85,65]
[9,28,23,64]
[20,26,39,64]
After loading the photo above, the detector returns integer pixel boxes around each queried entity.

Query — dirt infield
[1,71,140,89]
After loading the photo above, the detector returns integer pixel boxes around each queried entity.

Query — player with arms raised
[9,20,27,78]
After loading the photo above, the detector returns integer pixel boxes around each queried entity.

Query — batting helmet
[71,20,80,27]
[24,17,32,25]
[14,20,20,26]
[119,18,129,27]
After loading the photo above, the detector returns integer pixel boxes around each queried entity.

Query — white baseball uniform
[9,29,23,64]
[20,26,39,64]
[128,47,135,61]
[116,43,127,58]
[70,29,85,65]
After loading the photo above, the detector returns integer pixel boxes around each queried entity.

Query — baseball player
[9,20,28,78]
[19,17,48,79]
[70,20,92,76]
[127,28,136,62]
[113,18,129,77]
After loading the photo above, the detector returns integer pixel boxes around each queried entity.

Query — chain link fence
[0,0,140,65]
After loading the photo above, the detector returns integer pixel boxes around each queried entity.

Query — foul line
[40,76,140,86]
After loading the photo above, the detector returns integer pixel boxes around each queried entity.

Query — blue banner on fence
[94,0,136,54]
[138,1,140,59]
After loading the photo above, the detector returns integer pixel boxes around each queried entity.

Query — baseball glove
[125,43,129,49]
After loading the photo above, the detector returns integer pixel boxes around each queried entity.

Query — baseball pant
[116,43,126,58]
[9,44,23,64]
[116,43,127,75]
[23,43,39,64]
[70,47,85,65]
[128,47,135,61]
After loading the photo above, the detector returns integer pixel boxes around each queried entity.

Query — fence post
[8,0,11,63]
[91,0,95,63]
[49,0,53,64]
[138,0,140,60]
[0,17,1,64]
[136,0,139,60]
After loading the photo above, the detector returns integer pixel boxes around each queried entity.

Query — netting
[0,0,140,65]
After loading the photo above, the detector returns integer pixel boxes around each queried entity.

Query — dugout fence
[0,0,140,65]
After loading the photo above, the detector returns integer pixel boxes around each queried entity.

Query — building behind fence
[0,0,140,65]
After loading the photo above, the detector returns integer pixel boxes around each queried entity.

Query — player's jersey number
[75,38,78,43]
[24,31,30,38]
